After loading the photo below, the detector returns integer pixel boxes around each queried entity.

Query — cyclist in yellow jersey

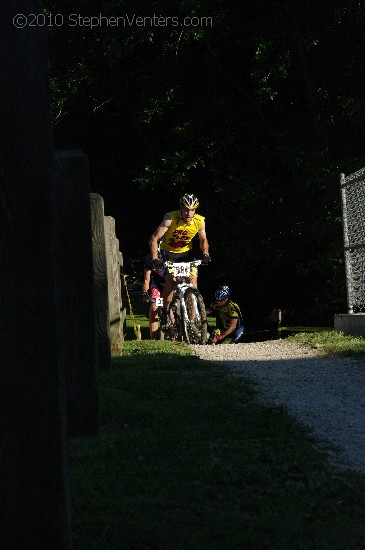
[149,193,211,327]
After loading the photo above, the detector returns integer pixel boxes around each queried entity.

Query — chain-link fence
[340,169,365,313]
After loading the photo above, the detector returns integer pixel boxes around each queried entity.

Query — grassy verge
[292,330,365,357]
[125,290,151,341]
[70,335,365,549]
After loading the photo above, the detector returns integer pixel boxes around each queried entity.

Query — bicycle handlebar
[163,259,204,280]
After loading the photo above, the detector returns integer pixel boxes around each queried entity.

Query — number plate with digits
[168,262,191,277]
[155,297,163,307]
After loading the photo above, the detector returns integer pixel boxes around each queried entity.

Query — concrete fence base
[334,314,365,338]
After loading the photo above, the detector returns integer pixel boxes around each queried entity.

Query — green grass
[69,334,365,549]
[125,290,151,341]
[292,330,365,357]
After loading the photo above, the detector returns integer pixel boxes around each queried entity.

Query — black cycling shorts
[161,249,195,263]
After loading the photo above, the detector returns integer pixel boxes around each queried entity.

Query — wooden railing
[90,193,126,367]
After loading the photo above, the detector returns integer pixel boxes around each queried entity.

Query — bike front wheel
[183,288,208,345]
[163,302,183,342]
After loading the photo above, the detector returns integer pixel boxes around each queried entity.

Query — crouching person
[206,286,244,344]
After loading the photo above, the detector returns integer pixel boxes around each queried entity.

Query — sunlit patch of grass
[292,330,365,357]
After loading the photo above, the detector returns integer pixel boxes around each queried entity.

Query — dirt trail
[193,339,365,474]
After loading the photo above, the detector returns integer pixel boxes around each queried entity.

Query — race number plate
[168,262,191,277]
[155,297,163,307]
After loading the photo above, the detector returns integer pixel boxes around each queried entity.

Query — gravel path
[193,339,365,474]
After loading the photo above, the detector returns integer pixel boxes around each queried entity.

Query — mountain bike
[163,260,208,345]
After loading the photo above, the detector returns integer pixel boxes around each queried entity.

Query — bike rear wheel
[183,288,208,344]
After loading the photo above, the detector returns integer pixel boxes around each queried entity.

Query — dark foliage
[45,0,365,325]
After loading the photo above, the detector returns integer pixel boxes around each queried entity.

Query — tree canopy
[46,0,365,325]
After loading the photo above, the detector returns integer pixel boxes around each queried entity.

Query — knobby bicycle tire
[174,306,185,342]
[182,288,208,344]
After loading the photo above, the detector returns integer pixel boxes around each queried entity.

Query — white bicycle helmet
[215,285,230,301]
[180,193,199,210]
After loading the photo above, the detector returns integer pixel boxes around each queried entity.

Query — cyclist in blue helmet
[206,286,244,344]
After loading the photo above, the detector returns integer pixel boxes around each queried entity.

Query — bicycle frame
[164,260,207,344]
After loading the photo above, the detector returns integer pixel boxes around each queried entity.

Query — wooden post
[277,308,282,340]
[0,2,71,547]
[90,194,111,370]
[53,150,99,436]
[104,216,124,355]
[119,251,127,338]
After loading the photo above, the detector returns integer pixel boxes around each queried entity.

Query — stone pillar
[104,216,124,355]
[0,2,71,547]
[53,150,99,437]
[90,194,111,370]
[334,313,365,338]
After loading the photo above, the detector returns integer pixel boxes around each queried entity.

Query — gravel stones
[193,339,365,474]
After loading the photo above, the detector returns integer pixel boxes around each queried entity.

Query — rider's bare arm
[221,318,238,339]
[142,268,151,294]
[149,214,172,259]
[198,221,209,255]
